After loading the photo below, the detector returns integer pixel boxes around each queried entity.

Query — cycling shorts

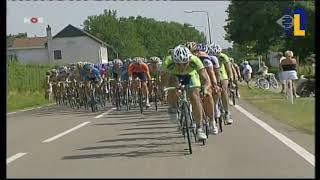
[174,71,201,87]
[133,72,147,81]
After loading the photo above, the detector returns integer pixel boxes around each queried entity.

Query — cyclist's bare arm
[205,66,218,85]
[197,68,211,88]
[231,64,238,80]
[225,62,234,80]
[213,68,221,83]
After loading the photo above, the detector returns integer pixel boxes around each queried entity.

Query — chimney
[46,25,53,63]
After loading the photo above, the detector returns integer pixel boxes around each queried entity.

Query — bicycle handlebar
[164,85,201,92]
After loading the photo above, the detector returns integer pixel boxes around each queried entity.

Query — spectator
[278,52,286,93]
[257,61,268,76]
[242,60,253,88]
[280,50,299,98]
[310,54,315,77]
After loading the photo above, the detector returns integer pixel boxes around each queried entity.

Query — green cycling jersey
[162,55,204,86]
[217,52,230,80]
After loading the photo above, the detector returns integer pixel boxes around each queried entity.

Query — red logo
[30,17,38,23]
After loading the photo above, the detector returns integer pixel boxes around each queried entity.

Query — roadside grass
[238,85,315,134]
[7,91,53,112]
[7,61,54,112]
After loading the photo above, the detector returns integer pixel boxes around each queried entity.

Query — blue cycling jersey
[81,67,101,81]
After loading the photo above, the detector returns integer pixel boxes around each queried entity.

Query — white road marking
[234,104,315,167]
[7,153,28,164]
[94,107,116,119]
[42,121,91,143]
[7,103,55,115]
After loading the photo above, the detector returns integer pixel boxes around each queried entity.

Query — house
[7,24,111,64]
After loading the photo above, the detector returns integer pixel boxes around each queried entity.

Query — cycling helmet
[149,56,160,63]
[209,44,221,55]
[51,69,57,74]
[244,60,249,65]
[185,42,197,52]
[196,44,209,53]
[172,45,191,64]
[133,57,143,64]
[113,59,123,66]
[142,57,148,63]
[83,63,93,70]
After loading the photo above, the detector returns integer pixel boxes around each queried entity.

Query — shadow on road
[77,141,185,151]
[60,104,190,159]
[30,105,113,117]
[62,149,187,159]
[93,119,171,126]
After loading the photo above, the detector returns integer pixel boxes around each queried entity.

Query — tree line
[83,9,206,60]
[224,1,315,64]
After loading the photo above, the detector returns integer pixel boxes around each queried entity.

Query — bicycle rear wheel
[269,76,279,89]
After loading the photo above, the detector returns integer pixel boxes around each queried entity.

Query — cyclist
[99,63,108,80]
[208,43,234,124]
[121,58,132,100]
[81,63,102,95]
[229,57,241,98]
[128,57,152,108]
[111,59,124,82]
[163,44,212,140]
[147,56,163,96]
[186,42,220,134]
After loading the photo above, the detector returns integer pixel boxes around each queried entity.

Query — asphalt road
[6,101,315,178]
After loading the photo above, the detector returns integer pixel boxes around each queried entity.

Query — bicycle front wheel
[183,102,192,154]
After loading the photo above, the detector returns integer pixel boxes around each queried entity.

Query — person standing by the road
[242,61,253,88]
[278,52,286,93]
[280,50,299,98]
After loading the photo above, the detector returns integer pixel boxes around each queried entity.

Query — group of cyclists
[45,41,244,142]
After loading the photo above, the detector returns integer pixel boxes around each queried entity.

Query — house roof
[11,37,47,48]
[53,24,112,48]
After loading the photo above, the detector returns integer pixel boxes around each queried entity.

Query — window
[54,50,62,60]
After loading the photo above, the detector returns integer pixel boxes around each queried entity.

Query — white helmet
[113,59,123,66]
[149,56,160,63]
[172,45,191,64]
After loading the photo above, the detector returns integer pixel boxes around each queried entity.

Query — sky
[7,0,233,49]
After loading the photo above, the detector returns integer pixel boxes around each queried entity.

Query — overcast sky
[7,1,233,48]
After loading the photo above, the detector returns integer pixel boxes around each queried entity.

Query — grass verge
[238,85,315,134]
[7,91,54,112]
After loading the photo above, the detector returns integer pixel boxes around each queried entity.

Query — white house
[7,24,111,64]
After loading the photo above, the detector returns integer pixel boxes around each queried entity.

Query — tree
[82,9,206,59]
[224,0,315,62]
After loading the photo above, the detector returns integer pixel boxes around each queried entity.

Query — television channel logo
[276,8,305,37]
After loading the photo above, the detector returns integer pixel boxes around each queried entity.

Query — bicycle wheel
[138,88,143,114]
[183,102,192,154]
[217,98,225,132]
[126,88,130,111]
[116,86,121,111]
[154,86,158,111]
[269,75,279,89]
[232,91,236,106]
[257,78,270,89]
